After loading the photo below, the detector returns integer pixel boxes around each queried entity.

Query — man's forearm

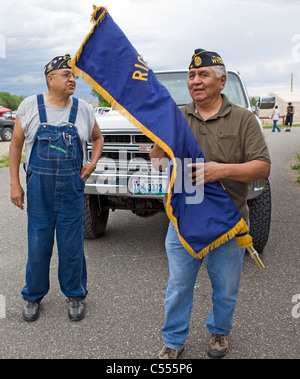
[150,144,169,171]
[9,142,22,186]
[188,160,270,185]
[9,141,25,210]
[222,160,270,182]
[80,119,104,181]
[90,135,104,166]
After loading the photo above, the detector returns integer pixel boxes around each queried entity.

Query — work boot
[22,301,40,322]
[207,334,228,359]
[67,297,85,321]
[158,345,184,359]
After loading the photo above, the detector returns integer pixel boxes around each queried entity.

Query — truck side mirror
[256,96,276,110]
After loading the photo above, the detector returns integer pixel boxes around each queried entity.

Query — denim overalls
[22,94,88,303]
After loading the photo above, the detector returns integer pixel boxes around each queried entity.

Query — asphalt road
[0,127,299,360]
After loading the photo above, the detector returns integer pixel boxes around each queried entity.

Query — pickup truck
[84,70,274,254]
[0,118,14,141]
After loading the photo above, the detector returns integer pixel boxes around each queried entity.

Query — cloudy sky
[1,0,300,103]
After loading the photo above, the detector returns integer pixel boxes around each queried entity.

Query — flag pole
[247,246,265,270]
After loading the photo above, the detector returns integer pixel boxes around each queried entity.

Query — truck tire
[247,179,271,255]
[1,127,13,141]
[84,194,109,239]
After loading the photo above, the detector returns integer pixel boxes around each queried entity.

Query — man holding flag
[71,7,270,359]
[151,49,271,359]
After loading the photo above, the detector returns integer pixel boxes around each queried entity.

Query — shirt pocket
[212,133,240,163]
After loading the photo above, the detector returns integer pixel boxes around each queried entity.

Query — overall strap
[69,97,79,125]
[37,94,47,123]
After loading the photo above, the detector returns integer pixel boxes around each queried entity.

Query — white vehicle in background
[85,70,274,254]
[94,107,112,115]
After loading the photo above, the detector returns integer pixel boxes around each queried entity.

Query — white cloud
[1,0,300,97]
[245,31,255,37]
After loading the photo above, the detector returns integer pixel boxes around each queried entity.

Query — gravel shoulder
[0,141,10,158]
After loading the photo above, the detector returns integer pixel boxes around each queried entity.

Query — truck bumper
[84,169,266,201]
[84,169,168,199]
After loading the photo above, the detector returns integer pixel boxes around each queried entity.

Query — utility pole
[291,72,293,92]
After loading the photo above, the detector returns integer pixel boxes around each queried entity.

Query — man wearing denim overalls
[9,55,104,322]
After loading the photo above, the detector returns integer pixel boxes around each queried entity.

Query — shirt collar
[187,94,232,120]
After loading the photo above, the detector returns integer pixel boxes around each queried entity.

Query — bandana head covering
[44,54,72,75]
[189,49,225,70]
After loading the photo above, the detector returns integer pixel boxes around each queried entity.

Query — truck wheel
[84,194,109,239]
[247,179,271,255]
[1,127,13,141]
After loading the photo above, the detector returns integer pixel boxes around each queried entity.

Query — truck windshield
[155,71,249,109]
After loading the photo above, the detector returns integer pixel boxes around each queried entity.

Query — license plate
[130,178,166,195]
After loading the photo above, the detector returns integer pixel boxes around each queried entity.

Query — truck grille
[102,134,152,145]
[87,133,153,162]
[104,135,131,144]
[134,135,152,144]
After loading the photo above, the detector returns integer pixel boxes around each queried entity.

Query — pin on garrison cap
[44,54,72,76]
[189,49,225,70]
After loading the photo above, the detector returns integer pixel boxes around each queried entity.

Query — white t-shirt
[272,108,280,121]
[17,94,96,168]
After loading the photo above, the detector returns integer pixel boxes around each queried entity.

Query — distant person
[285,102,294,131]
[9,55,104,322]
[271,106,281,132]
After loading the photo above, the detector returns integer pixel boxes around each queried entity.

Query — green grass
[291,153,300,184]
[0,155,9,168]
[263,124,300,129]
[0,153,25,168]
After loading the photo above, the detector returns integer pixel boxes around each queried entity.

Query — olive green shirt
[181,95,271,221]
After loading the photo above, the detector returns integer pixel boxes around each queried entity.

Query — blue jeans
[162,221,245,349]
[272,120,281,132]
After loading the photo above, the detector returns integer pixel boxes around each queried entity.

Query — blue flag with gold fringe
[72,6,254,259]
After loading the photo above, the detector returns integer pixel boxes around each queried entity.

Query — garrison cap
[44,54,72,76]
[189,49,225,70]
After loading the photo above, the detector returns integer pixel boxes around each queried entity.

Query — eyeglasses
[50,72,78,80]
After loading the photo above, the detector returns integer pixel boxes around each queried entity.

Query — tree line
[0,90,261,111]
[0,92,25,111]
[91,89,110,107]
